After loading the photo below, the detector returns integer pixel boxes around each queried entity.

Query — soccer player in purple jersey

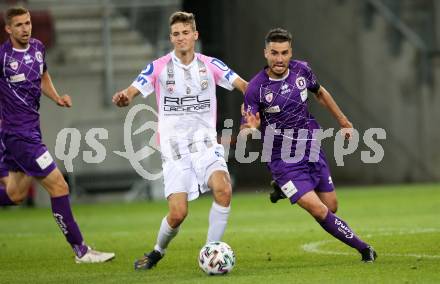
[242,28,377,262]
[0,7,115,263]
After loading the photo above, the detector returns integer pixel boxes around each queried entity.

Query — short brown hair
[169,11,196,31]
[4,7,29,25]
[265,28,292,46]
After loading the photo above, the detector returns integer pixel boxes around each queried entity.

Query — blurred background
[1,0,440,206]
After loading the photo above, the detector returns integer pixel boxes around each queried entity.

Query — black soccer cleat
[360,246,377,263]
[134,250,163,270]
[269,180,287,203]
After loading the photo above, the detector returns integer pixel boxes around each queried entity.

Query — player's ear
[194,30,199,40]
[264,48,269,60]
[5,25,11,35]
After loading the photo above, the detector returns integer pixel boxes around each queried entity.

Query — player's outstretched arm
[232,77,248,95]
[112,86,140,107]
[314,86,353,139]
[41,71,72,107]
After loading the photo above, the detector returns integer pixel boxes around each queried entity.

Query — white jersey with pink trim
[132,51,239,157]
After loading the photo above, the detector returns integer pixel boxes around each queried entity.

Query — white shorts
[162,143,229,201]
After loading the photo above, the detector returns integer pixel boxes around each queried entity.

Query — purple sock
[0,187,16,206]
[319,210,369,252]
[51,195,88,257]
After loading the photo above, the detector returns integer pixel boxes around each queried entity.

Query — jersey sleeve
[304,63,320,93]
[207,57,239,91]
[42,45,48,73]
[241,81,259,119]
[0,47,4,79]
[131,61,157,97]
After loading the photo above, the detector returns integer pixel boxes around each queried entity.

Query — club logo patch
[9,61,18,70]
[265,92,273,103]
[295,76,306,90]
[35,51,43,63]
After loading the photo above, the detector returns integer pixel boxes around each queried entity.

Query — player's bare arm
[314,86,353,139]
[232,77,248,94]
[112,85,140,107]
[41,71,72,107]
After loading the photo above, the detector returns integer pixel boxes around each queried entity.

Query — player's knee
[213,184,232,207]
[308,203,328,221]
[49,178,70,197]
[168,209,188,227]
[328,200,338,213]
[8,189,26,204]
[325,200,338,213]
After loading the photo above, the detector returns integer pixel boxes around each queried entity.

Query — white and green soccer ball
[198,241,235,275]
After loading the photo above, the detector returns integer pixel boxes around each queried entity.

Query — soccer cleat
[75,247,115,264]
[360,246,377,263]
[269,180,286,203]
[134,250,163,270]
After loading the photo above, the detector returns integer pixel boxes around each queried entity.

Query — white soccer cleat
[75,247,115,264]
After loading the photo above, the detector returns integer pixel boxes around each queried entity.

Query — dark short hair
[265,28,292,45]
[169,11,196,31]
[4,7,29,25]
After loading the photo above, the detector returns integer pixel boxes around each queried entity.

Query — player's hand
[56,95,72,107]
[242,111,261,129]
[240,104,245,116]
[112,90,131,107]
[338,118,353,140]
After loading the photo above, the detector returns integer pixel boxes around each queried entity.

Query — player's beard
[12,32,30,48]
[19,36,30,45]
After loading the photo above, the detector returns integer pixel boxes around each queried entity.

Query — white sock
[207,202,231,243]
[154,216,179,255]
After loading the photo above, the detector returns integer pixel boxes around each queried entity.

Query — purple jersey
[244,60,321,161]
[0,39,56,177]
[0,38,47,133]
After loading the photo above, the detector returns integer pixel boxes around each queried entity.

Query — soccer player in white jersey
[113,11,247,270]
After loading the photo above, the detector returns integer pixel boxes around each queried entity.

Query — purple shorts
[268,150,334,204]
[0,139,8,178]
[1,129,56,177]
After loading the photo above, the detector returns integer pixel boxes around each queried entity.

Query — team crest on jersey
[201,80,208,90]
[295,76,306,90]
[166,81,175,94]
[265,92,273,103]
[35,51,43,63]
[9,61,18,70]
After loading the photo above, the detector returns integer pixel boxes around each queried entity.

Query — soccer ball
[198,241,235,275]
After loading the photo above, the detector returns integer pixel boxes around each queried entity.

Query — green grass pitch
[1,184,439,283]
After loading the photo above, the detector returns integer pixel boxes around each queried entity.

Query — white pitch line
[301,228,440,259]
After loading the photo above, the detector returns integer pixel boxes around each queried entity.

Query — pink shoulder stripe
[198,53,220,84]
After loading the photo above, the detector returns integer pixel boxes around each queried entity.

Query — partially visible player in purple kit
[0,7,115,263]
[241,28,377,262]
